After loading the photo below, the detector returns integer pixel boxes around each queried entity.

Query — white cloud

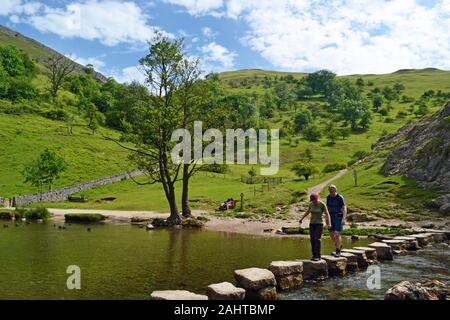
[237,0,450,74]
[201,26,216,38]
[171,0,450,74]
[0,1,45,16]
[162,0,223,16]
[200,41,236,70]
[65,53,106,70]
[0,0,23,16]
[111,65,146,84]
[18,0,167,46]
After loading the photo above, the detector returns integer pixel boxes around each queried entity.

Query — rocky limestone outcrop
[385,280,448,300]
[376,101,450,192]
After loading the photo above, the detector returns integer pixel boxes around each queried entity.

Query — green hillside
[1,24,449,220]
[0,25,106,81]
[44,68,450,218]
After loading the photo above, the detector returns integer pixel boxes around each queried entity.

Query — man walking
[326,185,346,257]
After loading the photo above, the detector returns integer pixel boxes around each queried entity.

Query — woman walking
[299,193,331,261]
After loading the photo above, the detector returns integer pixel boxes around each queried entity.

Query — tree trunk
[181,164,191,218]
[165,182,181,224]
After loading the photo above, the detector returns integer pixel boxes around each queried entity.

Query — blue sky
[1,0,449,82]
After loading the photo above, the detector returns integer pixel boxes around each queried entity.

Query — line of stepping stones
[150,231,449,300]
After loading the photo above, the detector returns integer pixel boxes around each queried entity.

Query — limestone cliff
[373,101,450,192]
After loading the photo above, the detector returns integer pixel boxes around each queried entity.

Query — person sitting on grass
[299,193,331,261]
[326,185,347,257]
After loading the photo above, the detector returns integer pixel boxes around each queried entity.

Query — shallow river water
[0,221,448,299]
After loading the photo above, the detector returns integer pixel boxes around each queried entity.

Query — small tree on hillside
[301,123,322,141]
[302,147,314,162]
[324,120,338,144]
[338,127,351,140]
[23,149,67,192]
[294,110,313,133]
[85,102,103,134]
[372,94,384,112]
[291,162,319,181]
[44,54,76,98]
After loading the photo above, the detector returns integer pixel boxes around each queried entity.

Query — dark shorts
[330,214,343,232]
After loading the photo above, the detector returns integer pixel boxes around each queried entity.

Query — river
[0,221,448,299]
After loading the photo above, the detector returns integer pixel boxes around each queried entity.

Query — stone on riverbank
[352,247,378,263]
[341,249,368,268]
[385,280,448,300]
[297,259,328,281]
[321,255,347,277]
[206,282,245,300]
[268,261,303,290]
[151,290,208,300]
[234,268,277,300]
[368,242,394,260]
[339,252,359,272]
[393,236,420,250]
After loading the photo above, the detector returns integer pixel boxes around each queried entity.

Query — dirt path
[306,169,348,195]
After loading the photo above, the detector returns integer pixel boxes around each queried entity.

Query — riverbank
[42,207,450,237]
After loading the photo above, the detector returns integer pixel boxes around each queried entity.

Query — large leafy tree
[306,69,336,95]
[327,79,371,130]
[294,109,313,133]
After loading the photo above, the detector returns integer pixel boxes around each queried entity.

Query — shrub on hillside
[301,124,322,141]
[200,163,229,174]
[64,213,106,223]
[323,163,347,173]
[43,108,68,121]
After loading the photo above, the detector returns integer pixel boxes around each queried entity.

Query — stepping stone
[234,268,277,300]
[269,261,303,290]
[341,249,369,268]
[234,268,276,291]
[150,290,208,300]
[321,255,347,276]
[430,232,446,243]
[207,282,245,300]
[393,236,420,250]
[410,234,433,246]
[297,259,328,281]
[368,242,394,260]
[382,239,407,251]
[339,252,359,272]
[353,246,378,262]
[245,286,277,300]
[269,260,303,276]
